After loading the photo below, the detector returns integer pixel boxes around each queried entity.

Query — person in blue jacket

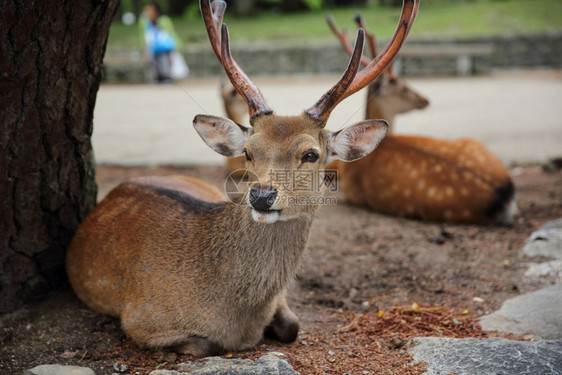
[139,1,184,83]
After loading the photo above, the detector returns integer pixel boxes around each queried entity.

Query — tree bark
[0,0,119,313]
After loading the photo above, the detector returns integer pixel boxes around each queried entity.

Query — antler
[200,0,273,122]
[354,13,399,78]
[325,14,372,68]
[342,0,417,101]
[305,29,365,124]
[353,14,377,60]
[313,0,418,123]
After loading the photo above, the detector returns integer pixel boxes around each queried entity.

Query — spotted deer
[326,14,517,224]
[66,0,419,356]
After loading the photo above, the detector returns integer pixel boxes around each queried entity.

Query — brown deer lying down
[66,0,419,356]
[325,14,517,225]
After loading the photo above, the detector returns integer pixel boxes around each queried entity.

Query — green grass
[108,0,562,50]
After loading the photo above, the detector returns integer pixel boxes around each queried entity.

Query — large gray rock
[24,365,95,375]
[150,354,299,375]
[525,260,562,280]
[479,284,562,339]
[409,337,562,375]
[521,219,562,259]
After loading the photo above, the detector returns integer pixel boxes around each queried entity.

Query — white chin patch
[251,209,280,224]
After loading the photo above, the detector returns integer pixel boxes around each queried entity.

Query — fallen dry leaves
[95,304,486,374]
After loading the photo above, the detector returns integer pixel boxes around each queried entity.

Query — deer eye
[301,150,319,163]
[243,149,252,162]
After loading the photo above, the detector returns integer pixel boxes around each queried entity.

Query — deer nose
[249,186,278,211]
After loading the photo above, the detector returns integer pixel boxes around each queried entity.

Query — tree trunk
[0,0,119,313]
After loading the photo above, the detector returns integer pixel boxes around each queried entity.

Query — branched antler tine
[305,29,365,125]
[354,13,377,59]
[221,24,273,119]
[201,0,223,60]
[211,1,226,31]
[326,14,371,68]
[354,13,396,78]
[340,0,418,101]
[406,0,420,39]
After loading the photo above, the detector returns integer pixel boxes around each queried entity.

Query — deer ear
[326,119,388,163]
[193,115,251,157]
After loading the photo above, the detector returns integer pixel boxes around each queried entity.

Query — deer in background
[66,0,419,356]
[221,83,248,175]
[326,14,517,224]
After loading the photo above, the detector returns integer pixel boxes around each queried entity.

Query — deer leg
[264,292,299,343]
[121,308,225,357]
[173,336,225,357]
[139,331,225,357]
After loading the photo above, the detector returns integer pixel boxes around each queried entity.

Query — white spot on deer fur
[450,173,459,181]
[97,279,109,287]
[427,186,436,198]
[461,187,469,196]
[410,169,418,178]
[403,188,411,197]
[434,165,443,173]
[445,187,454,197]
[417,179,426,190]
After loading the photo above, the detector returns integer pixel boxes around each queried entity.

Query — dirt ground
[1,164,561,374]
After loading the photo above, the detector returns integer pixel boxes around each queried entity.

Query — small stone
[520,219,562,259]
[360,301,369,309]
[472,297,484,303]
[390,335,404,349]
[267,351,286,357]
[112,362,128,373]
[327,350,335,356]
[24,365,95,375]
[348,288,358,298]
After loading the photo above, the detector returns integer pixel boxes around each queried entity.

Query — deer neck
[211,203,318,306]
[225,104,247,125]
[366,95,396,133]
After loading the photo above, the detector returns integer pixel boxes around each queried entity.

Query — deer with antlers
[66,0,419,356]
[325,14,517,224]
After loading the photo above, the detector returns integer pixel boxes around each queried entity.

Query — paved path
[93,70,562,166]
